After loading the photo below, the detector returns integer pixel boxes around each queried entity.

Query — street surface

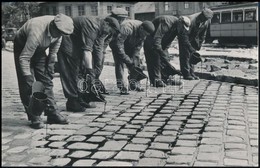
[1,49,259,166]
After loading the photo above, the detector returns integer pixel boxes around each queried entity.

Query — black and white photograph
[1,1,259,166]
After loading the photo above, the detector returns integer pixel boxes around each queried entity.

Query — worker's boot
[46,105,69,124]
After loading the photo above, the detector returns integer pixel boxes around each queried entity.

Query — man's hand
[24,75,34,95]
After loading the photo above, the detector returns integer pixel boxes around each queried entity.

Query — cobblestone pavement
[2,50,259,166]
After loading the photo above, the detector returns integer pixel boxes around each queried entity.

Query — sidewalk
[2,50,259,166]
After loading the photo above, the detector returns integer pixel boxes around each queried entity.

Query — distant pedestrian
[14,14,74,129]
[180,8,214,80]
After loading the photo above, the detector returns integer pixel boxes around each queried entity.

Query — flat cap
[179,16,191,31]
[104,16,121,33]
[54,13,74,35]
[141,21,155,34]
[111,8,128,18]
[202,8,213,19]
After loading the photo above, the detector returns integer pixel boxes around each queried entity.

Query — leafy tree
[2,2,40,28]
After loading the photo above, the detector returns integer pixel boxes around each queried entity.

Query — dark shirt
[114,20,145,65]
[70,16,106,59]
[188,12,210,50]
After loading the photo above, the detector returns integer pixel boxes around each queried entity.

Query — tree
[2,2,40,28]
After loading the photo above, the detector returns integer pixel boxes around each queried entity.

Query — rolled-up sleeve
[19,33,39,76]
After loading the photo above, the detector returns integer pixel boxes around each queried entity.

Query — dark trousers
[144,35,162,85]
[179,42,195,77]
[57,36,81,100]
[14,37,57,112]
[110,41,141,89]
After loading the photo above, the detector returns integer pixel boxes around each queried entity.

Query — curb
[103,61,258,86]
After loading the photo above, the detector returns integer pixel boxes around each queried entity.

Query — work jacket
[187,12,210,50]
[15,15,62,76]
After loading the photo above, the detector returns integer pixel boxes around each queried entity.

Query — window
[107,6,112,14]
[184,2,189,9]
[165,2,169,11]
[91,6,98,16]
[52,6,57,15]
[233,10,243,22]
[65,6,72,16]
[125,7,130,16]
[245,9,256,21]
[45,7,49,15]
[221,12,231,23]
[78,5,85,16]
[212,13,220,23]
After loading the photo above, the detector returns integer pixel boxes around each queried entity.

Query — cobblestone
[114,151,141,160]
[91,151,117,159]
[72,159,96,166]
[137,158,166,166]
[99,141,127,151]
[67,151,92,158]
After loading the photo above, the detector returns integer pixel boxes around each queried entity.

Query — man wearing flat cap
[93,8,129,95]
[57,16,120,112]
[144,15,194,87]
[180,8,213,80]
[111,20,155,94]
[14,13,74,128]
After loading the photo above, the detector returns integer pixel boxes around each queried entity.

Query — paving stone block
[225,136,245,143]
[94,131,114,136]
[163,124,180,131]
[182,128,201,134]
[201,138,222,145]
[225,150,248,159]
[149,142,171,150]
[137,158,166,166]
[193,161,218,166]
[74,127,99,135]
[167,155,193,164]
[28,156,52,164]
[131,138,151,144]
[202,132,223,138]
[88,122,106,128]
[48,141,67,148]
[51,158,71,166]
[91,151,117,159]
[171,147,196,155]
[176,140,198,147]
[162,130,178,136]
[225,143,247,150]
[66,135,86,142]
[224,158,249,166]
[123,144,148,152]
[67,151,92,158]
[6,146,29,153]
[118,129,137,135]
[97,161,133,166]
[250,139,258,146]
[154,135,177,143]
[67,142,99,150]
[50,149,69,157]
[48,129,75,135]
[197,152,221,162]
[199,145,221,153]
[144,149,167,158]
[136,132,156,138]
[86,136,106,143]
[102,125,121,132]
[48,135,68,141]
[72,159,96,166]
[114,151,141,160]
[99,141,127,151]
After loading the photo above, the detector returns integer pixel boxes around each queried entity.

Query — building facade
[39,2,136,19]
[155,2,223,16]
[134,2,155,21]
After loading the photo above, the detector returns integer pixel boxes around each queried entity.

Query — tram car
[207,2,258,45]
